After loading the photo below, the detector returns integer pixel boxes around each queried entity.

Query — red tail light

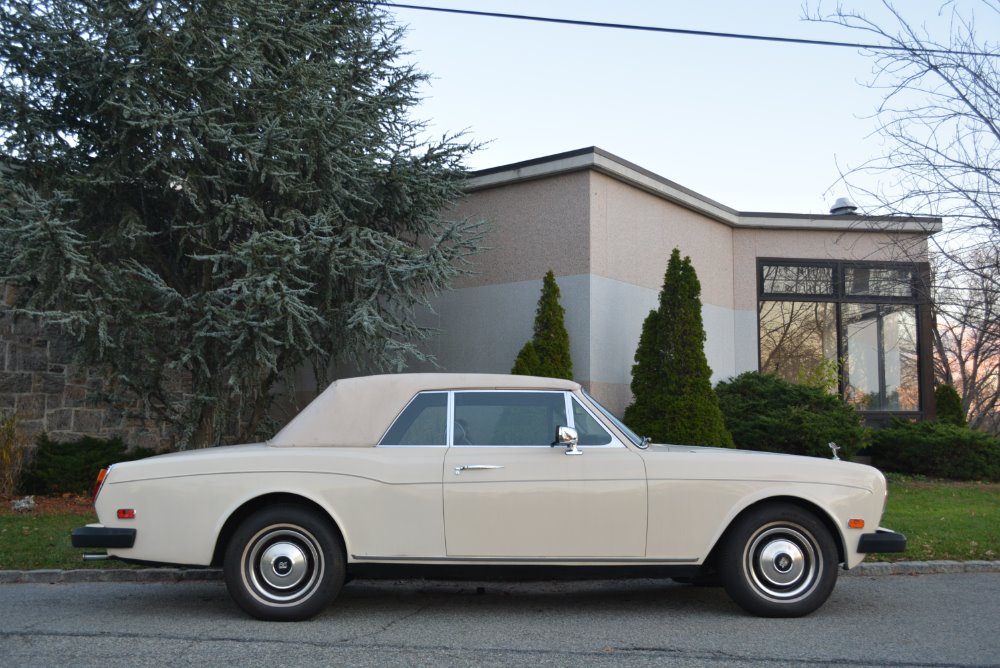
[92,468,109,502]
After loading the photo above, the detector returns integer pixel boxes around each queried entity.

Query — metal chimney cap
[830,197,858,215]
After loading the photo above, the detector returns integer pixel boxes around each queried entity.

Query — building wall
[448,171,592,290]
[424,167,935,417]
[422,170,745,414]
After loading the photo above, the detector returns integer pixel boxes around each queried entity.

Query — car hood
[639,443,884,492]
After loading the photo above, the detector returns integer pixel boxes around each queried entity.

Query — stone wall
[1,286,177,450]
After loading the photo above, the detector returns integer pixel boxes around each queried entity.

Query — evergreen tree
[0,1,482,447]
[510,270,572,379]
[511,341,542,376]
[934,385,967,427]
[624,249,733,447]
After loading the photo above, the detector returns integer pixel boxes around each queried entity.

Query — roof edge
[466,148,943,234]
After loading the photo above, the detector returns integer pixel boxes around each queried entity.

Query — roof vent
[830,197,858,215]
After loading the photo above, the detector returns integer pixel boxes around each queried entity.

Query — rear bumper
[857,528,907,553]
[71,526,137,549]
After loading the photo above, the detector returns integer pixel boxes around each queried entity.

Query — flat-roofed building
[416,147,941,422]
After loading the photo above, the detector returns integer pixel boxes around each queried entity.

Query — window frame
[378,390,624,448]
[758,259,919,304]
[756,258,932,420]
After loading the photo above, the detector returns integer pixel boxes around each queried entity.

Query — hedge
[868,420,1000,482]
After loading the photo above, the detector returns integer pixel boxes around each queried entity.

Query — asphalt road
[1,574,998,667]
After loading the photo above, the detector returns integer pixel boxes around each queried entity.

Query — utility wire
[361,1,1000,59]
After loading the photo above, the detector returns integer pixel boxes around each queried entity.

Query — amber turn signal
[848,519,865,529]
[92,468,108,502]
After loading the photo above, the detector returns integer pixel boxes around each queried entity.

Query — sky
[381,0,996,216]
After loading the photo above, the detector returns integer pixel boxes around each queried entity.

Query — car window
[572,399,613,445]
[379,392,447,445]
[454,391,567,446]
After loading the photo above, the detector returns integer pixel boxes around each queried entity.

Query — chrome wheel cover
[241,524,324,607]
[743,522,821,602]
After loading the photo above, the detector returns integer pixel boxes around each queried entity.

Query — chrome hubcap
[745,524,820,601]
[243,526,324,606]
[258,541,309,590]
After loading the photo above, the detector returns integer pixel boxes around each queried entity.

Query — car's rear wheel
[224,504,345,621]
[718,503,838,617]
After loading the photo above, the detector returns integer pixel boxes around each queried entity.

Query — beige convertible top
[268,373,581,447]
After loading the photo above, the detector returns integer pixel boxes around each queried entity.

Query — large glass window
[759,301,837,381]
[842,304,918,411]
[758,260,924,414]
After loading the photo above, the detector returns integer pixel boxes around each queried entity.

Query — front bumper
[857,528,907,553]
[71,525,137,549]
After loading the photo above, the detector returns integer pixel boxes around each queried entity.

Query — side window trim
[446,390,455,447]
[450,389,568,448]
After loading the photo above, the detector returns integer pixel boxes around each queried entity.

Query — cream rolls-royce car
[72,373,905,620]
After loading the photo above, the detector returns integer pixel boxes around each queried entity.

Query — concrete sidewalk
[2,560,999,584]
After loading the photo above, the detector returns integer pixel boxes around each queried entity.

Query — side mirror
[555,426,582,456]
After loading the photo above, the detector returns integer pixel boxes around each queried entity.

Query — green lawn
[872,475,1000,562]
[1,477,998,570]
[0,511,114,570]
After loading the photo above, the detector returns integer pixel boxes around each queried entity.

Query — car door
[443,390,647,559]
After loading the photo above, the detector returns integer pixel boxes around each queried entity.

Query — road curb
[844,560,1000,576]
[1,561,1000,584]
[0,568,224,584]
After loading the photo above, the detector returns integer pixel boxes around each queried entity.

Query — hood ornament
[828,442,841,461]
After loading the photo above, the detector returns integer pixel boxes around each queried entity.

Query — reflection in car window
[379,392,447,445]
[572,399,613,445]
[454,392,567,446]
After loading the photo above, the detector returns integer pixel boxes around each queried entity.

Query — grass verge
[1,477,998,570]
[870,475,1000,562]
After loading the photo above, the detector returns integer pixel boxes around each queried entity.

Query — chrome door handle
[454,464,504,475]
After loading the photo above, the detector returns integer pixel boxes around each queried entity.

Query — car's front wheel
[223,504,345,621]
[718,503,839,617]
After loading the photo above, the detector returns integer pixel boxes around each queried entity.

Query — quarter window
[572,399,613,445]
[379,392,447,445]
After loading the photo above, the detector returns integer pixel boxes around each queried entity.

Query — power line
[362,1,1000,59]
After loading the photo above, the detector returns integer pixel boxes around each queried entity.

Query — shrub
[0,415,32,498]
[624,249,732,447]
[716,372,866,459]
[511,270,573,379]
[20,435,158,495]
[868,420,1000,481]
[934,384,966,427]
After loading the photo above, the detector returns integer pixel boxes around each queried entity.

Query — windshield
[583,390,644,447]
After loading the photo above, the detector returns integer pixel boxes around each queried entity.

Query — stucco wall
[588,172,735,309]
[448,171,592,290]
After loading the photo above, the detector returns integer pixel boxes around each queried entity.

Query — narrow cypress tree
[624,249,733,447]
[511,270,573,379]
